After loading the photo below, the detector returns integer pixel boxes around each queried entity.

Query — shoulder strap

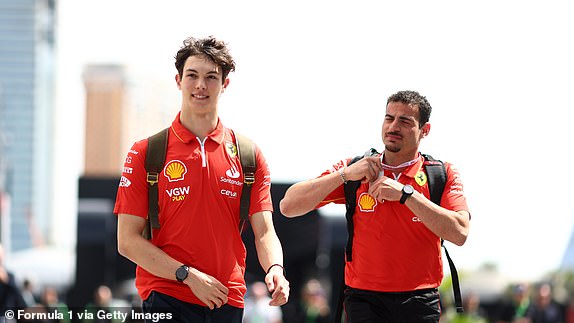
[337,149,378,321]
[235,133,256,233]
[343,148,379,261]
[143,127,169,240]
[422,154,447,206]
[422,154,464,313]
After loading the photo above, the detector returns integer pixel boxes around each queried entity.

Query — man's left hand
[265,267,290,306]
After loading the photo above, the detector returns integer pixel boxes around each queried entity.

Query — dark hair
[174,36,236,83]
[387,90,432,127]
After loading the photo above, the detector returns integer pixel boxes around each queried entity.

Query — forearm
[250,211,284,271]
[280,172,343,217]
[405,192,470,246]
[117,214,183,281]
[255,231,284,273]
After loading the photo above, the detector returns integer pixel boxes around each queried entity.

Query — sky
[53,0,574,282]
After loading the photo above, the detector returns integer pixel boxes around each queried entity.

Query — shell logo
[358,193,377,212]
[164,160,187,182]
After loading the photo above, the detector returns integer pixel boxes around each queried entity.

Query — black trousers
[343,287,441,323]
[142,291,244,323]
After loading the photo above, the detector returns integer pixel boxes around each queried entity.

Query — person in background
[0,244,27,318]
[446,292,488,323]
[280,90,470,323]
[114,36,289,323]
[525,283,564,323]
[300,279,330,323]
[40,286,71,323]
[496,283,531,323]
[243,281,282,323]
[84,285,129,323]
[21,278,38,307]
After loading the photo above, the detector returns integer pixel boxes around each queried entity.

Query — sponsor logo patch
[220,177,243,186]
[415,171,427,186]
[166,186,190,202]
[226,141,238,158]
[164,160,187,182]
[225,165,240,179]
[119,176,131,188]
[221,189,238,199]
[358,193,377,212]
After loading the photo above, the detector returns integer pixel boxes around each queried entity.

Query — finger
[218,284,229,295]
[204,299,215,310]
[265,274,276,293]
[269,290,287,306]
[213,287,228,303]
[215,296,226,308]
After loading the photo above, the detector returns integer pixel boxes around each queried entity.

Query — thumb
[265,274,276,293]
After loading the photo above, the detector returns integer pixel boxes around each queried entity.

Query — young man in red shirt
[115,36,289,322]
[280,90,470,322]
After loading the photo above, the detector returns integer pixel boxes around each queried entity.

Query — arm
[280,156,382,217]
[250,211,290,306]
[117,213,228,309]
[405,191,469,245]
[367,177,469,245]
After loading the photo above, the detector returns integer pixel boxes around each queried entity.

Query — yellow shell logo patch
[415,171,427,186]
[164,160,187,182]
[358,193,377,212]
[226,142,238,158]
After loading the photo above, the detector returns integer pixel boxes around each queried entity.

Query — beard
[384,143,401,153]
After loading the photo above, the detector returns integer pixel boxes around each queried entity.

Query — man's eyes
[186,74,219,80]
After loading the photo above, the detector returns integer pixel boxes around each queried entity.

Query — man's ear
[421,123,431,138]
[175,74,182,89]
[221,78,230,93]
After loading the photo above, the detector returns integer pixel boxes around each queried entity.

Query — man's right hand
[345,156,382,183]
[185,267,229,310]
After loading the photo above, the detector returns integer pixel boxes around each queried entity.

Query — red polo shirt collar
[170,112,226,145]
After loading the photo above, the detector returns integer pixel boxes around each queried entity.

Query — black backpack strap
[423,154,464,313]
[337,148,379,322]
[422,154,446,206]
[143,127,169,240]
[343,161,362,263]
[235,133,256,233]
[343,148,379,262]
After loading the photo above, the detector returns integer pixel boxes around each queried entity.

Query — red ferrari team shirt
[317,154,469,292]
[113,113,273,308]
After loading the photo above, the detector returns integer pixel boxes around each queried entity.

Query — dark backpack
[336,149,463,319]
[142,127,256,240]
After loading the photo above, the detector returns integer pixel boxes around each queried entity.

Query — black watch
[400,184,414,204]
[175,265,190,282]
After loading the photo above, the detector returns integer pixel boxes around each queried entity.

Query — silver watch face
[403,185,414,194]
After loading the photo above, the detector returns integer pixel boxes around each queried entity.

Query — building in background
[83,64,126,176]
[561,226,574,270]
[0,0,56,251]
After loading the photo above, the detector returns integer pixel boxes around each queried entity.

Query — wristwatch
[175,265,190,282]
[400,184,414,204]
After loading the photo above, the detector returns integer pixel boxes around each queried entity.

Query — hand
[367,175,404,202]
[0,268,9,284]
[185,267,229,309]
[344,156,383,183]
[265,266,290,306]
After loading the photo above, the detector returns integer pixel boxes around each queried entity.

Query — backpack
[141,127,256,240]
[336,149,463,319]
